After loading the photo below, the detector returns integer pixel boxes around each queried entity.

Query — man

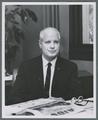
[7,27,80,105]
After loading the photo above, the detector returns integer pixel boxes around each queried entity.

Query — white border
[2,2,96,119]
[1,2,96,5]
[93,2,96,118]
[2,2,5,118]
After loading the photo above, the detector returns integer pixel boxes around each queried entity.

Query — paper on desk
[4,97,94,117]
[16,98,72,116]
[4,97,66,116]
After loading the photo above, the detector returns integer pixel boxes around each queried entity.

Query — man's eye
[45,41,51,44]
[54,41,59,44]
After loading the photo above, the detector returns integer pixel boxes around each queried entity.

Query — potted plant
[5,5,37,76]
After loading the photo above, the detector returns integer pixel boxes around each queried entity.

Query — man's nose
[50,42,55,48]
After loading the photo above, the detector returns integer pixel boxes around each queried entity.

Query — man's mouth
[48,50,56,53]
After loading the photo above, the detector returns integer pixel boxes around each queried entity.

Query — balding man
[7,27,80,105]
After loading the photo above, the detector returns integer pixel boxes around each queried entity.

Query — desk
[3,97,95,118]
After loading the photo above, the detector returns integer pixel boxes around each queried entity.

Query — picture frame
[69,3,96,60]
[1,1,96,119]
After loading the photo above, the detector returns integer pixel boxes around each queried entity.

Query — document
[9,97,93,117]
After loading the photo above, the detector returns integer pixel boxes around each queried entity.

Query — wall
[59,5,69,59]
[59,5,93,74]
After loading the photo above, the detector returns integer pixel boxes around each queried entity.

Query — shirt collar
[42,55,57,67]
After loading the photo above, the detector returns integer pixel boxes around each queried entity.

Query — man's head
[39,27,61,61]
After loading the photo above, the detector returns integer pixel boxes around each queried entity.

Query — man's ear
[39,40,42,49]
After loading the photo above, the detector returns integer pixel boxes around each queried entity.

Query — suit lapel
[37,56,44,91]
[52,57,61,92]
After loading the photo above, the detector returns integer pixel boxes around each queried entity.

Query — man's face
[39,31,60,61]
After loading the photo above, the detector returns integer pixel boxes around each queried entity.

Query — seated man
[7,27,80,105]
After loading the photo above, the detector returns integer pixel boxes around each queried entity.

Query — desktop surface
[3,97,95,118]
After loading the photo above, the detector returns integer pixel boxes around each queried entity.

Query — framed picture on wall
[82,5,94,44]
[69,3,96,61]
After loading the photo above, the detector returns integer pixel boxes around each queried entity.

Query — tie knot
[48,62,52,67]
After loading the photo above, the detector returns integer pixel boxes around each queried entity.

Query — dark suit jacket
[8,56,80,105]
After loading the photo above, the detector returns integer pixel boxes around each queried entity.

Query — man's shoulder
[21,56,42,67]
[57,56,77,68]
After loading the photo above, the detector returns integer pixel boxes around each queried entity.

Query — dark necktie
[44,62,52,97]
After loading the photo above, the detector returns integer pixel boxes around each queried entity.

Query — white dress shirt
[42,55,57,97]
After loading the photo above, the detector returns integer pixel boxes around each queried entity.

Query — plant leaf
[13,26,24,43]
[10,20,19,25]
[25,8,37,22]
[20,9,27,23]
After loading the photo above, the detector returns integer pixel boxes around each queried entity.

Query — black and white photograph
[1,2,96,118]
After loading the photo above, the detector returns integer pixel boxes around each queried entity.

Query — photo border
[0,0,97,120]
